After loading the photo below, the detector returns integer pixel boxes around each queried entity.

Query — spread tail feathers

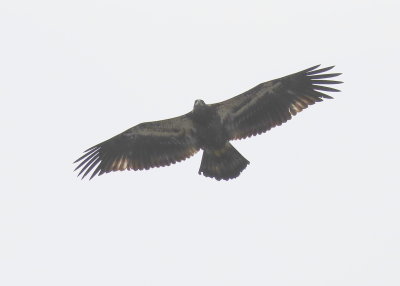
[199,143,249,181]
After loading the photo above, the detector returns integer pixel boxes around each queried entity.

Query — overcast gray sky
[1,0,399,285]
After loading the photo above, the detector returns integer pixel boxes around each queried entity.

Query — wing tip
[301,64,321,73]
[306,65,336,75]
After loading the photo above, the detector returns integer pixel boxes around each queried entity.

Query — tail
[199,143,250,181]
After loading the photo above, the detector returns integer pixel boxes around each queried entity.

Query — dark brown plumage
[74,65,342,180]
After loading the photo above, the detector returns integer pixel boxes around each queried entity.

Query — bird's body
[190,100,228,149]
[188,100,249,180]
[74,65,342,180]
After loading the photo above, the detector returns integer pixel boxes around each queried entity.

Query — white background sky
[1,0,399,285]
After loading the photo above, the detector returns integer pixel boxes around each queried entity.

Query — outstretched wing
[74,114,199,179]
[213,65,342,140]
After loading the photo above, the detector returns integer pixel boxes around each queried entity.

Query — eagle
[74,65,342,181]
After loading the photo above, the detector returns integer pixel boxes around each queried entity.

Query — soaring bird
[74,65,342,181]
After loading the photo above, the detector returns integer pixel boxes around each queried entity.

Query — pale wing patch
[289,103,300,114]
[111,157,130,171]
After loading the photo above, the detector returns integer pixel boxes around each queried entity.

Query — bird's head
[194,99,206,107]
[192,99,214,120]
[193,99,207,112]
